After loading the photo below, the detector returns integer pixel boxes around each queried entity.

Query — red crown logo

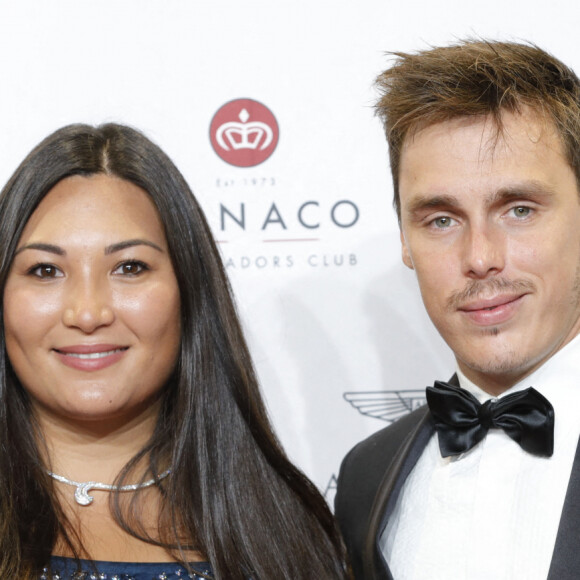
[210,98,279,167]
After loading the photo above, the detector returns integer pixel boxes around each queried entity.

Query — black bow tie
[426,381,554,458]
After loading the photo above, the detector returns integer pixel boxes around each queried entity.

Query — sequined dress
[42,557,213,579]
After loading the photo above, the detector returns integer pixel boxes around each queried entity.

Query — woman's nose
[61,278,115,332]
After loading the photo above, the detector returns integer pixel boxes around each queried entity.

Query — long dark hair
[0,123,348,579]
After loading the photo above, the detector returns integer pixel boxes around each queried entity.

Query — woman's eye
[114,261,148,276]
[29,264,62,279]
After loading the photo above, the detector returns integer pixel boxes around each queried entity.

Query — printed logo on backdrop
[209,97,360,272]
[323,391,427,502]
[210,98,279,167]
[343,390,426,423]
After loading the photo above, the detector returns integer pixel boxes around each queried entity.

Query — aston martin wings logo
[343,390,426,423]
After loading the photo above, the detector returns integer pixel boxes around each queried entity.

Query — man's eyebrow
[491,181,556,203]
[405,194,460,218]
[14,243,65,256]
[104,239,164,255]
[405,181,556,218]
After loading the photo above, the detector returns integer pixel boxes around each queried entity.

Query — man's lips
[459,294,523,312]
[53,344,128,370]
[458,294,527,325]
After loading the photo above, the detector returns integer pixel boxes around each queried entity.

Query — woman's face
[3,174,181,427]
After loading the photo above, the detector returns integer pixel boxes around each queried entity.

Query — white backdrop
[0,0,578,504]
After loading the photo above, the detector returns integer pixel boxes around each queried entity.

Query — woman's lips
[53,344,128,371]
[458,294,527,326]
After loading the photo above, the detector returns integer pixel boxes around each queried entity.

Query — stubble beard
[451,262,580,380]
[448,277,536,379]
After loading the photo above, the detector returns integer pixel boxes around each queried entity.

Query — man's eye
[29,264,62,278]
[432,216,454,228]
[511,206,532,218]
[114,261,148,276]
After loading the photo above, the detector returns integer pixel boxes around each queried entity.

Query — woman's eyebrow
[14,243,65,256]
[13,239,164,256]
[104,239,164,255]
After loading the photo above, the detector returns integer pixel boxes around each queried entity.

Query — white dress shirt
[380,334,580,580]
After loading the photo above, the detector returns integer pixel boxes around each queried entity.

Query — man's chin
[456,349,536,391]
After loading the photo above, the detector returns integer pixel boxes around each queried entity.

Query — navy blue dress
[44,556,213,579]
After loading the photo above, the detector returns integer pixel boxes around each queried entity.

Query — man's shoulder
[335,405,430,516]
[334,405,431,573]
[341,405,430,471]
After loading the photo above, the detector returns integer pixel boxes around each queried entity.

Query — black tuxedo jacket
[335,398,580,580]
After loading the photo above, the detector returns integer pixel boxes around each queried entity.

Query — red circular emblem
[209,98,279,167]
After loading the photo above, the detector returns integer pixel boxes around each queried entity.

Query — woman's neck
[35,399,162,483]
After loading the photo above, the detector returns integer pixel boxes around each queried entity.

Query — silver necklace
[47,468,171,506]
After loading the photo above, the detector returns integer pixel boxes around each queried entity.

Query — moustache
[446,278,536,311]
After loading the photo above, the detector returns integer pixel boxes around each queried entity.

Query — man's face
[398,109,580,395]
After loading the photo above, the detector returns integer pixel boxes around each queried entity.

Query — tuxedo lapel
[547,435,580,579]
[362,375,460,579]
[362,407,434,579]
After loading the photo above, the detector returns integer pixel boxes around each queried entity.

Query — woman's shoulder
[45,556,213,579]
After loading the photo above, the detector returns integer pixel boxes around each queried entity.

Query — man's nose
[462,223,506,279]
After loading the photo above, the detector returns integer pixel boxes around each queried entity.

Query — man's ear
[400,230,414,270]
